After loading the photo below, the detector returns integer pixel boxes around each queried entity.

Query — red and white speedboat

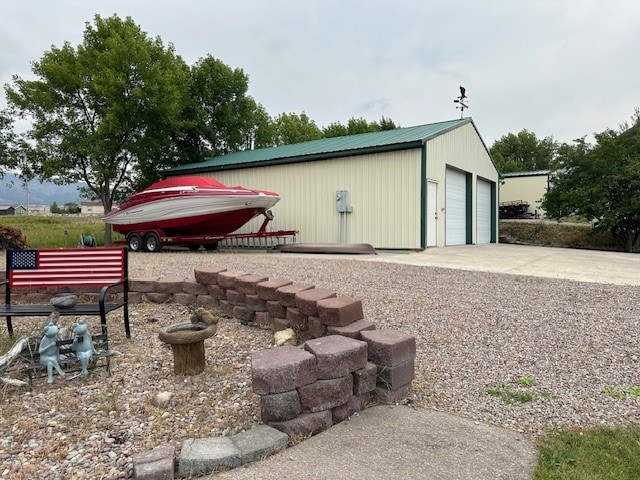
[103,176,281,243]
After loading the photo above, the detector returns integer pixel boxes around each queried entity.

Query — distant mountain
[0,173,86,206]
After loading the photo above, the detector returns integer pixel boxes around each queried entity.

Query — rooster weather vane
[453,86,469,118]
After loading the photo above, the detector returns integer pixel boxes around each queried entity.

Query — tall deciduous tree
[0,110,17,175]
[189,55,264,155]
[542,112,640,252]
[323,116,398,138]
[490,129,558,173]
[271,112,323,145]
[5,14,190,243]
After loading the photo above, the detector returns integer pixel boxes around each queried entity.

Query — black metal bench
[1,247,130,338]
[25,327,112,387]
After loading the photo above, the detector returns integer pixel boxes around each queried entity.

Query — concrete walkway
[214,405,537,480]
[367,243,640,286]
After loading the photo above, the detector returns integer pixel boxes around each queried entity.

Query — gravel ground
[2,249,640,479]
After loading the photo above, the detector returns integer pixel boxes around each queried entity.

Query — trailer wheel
[127,233,143,252]
[144,232,160,252]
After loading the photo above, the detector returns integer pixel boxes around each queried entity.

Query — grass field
[0,215,124,248]
[534,427,640,479]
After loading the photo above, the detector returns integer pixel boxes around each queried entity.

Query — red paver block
[286,307,308,331]
[332,395,362,424]
[352,361,378,395]
[128,291,143,304]
[298,376,353,413]
[260,390,302,422]
[217,271,250,289]
[155,276,188,294]
[295,288,337,316]
[196,295,219,309]
[236,274,270,295]
[303,335,368,379]
[327,319,376,339]
[373,383,412,404]
[277,283,315,307]
[254,311,274,329]
[377,358,415,390]
[182,280,209,295]
[208,284,227,300]
[267,300,287,318]
[256,279,294,301]
[146,292,172,303]
[360,330,416,367]
[252,346,318,395]
[194,267,227,285]
[226,289,246,306]
[129,278,159,293]
[308,316,327,339]
[233,305,255,325]
[132,444,175,480]
[317,296,364,327]
[246,294,268,312]
[219,300,233,316]
[173,293,197,305]
[268,411,332,438]
[273,317,289,331]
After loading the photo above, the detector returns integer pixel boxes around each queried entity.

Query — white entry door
[427,180,438,247]
[445,168,467,246]
[477,179,492,244]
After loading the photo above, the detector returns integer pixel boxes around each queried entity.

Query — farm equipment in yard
[499,200,533,219]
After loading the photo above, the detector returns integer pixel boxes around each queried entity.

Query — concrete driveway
[367,243,640,286]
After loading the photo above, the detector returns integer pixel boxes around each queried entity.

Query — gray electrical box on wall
[336,190,353,213]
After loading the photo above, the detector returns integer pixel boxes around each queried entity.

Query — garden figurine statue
[39,321,65,384]
[72,320,98,376]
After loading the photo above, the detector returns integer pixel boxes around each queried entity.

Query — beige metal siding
[500,175,549,217]
[200,149,423,248]
[426,122,498,246]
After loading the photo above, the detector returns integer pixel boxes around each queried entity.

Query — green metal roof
[166,117,473,174]
[501,170,550,178]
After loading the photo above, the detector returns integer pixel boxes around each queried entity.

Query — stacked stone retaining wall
[1,265,417,438]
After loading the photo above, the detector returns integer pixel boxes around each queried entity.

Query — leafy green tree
[64,203,81,214]
[0,110,17,175]
[5,14,191,244]
[542,113,640,252]
[271,112,323,145]
[50,201,61,214]
[322,122,349,138]
[323,116,398,138]
[189,55,264,156]
[377,116,398,131]
[490,129,558,173]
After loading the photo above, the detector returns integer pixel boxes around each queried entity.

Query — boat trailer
[122,211,297,252]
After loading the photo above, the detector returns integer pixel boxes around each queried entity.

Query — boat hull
[103,177,281,237]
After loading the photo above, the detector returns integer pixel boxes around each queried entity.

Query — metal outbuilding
[164,118,499,249]
[500,170,551,218]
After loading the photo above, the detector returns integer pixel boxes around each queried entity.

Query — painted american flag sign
[8,248,125,288]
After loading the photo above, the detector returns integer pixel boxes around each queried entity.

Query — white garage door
[445,168,467,245]
[477,179,492,244]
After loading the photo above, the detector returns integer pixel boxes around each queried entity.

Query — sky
[1,0,639,146]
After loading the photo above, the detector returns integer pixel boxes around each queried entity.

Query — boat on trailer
[102,176,295,252]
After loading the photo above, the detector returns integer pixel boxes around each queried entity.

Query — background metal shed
[500,170,551,218]
[165,118,499,249]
